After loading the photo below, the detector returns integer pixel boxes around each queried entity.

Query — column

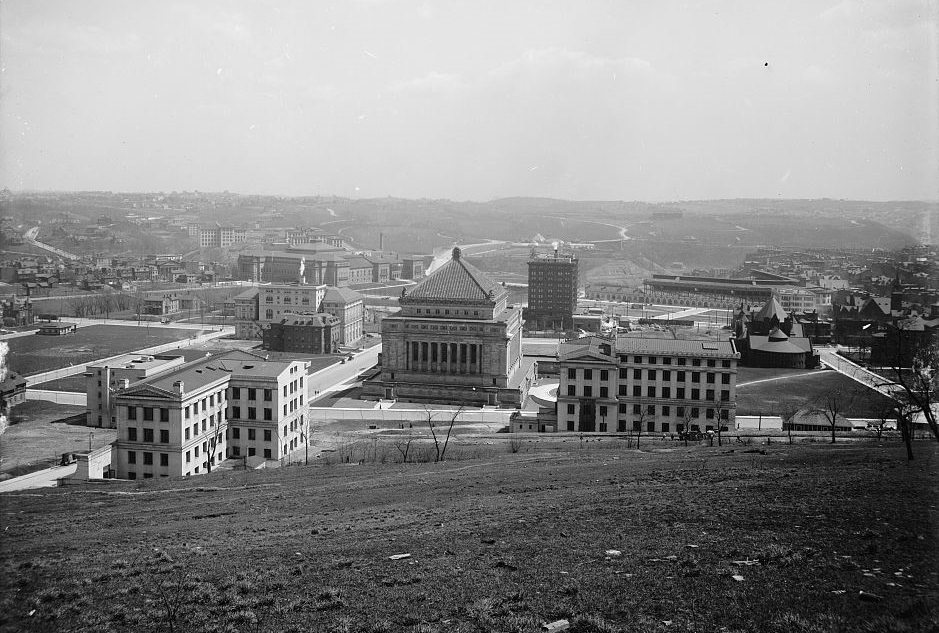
[450,343,457,374]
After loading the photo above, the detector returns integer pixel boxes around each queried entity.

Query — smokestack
[379,232,384,252]
[173,380,184,395]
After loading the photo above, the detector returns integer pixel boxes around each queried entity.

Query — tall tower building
[526,250,578,331]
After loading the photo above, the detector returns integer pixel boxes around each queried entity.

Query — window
[632,404,641,414]
[691,407,699,418]
[232,446,241,456]
[647,370,657,380]
[647,421,655,432]
[158,408,168,422]
[232,427,240,439]
[143,428,154,442]
[186,450,191,463]
[583,386,592,397]
[600,370,609,381]
[677,358,687,366]
[202,420,206,433]
[633,386,641,397]
[662,387,671,398]
[618,403,629,414]
[692,389,700,400]
[209,394,214,406]
[248,428,256,440]
[263,449,272,459]
[201,399,206,412]
[706,408,715,420]
[677,371,686,381]
[160,453,169,467]
[128,427,137,441]
[707,360,716,368]
[127,451,136,464]
[567,404,575,414]
[721,390,730,401]
[721,410,730,420]
[662,370,671,381]
[266,309,274,319]
[722,374,730,385]
[232,387,241,399]
[160,429,169,443]
[143,407,154,421]
[677,388,686,399]
[722,360,731,368]
[248,448,256,457]
[264,429,272,442]
[692,359,701,367]
[128,472,136,480]
[283,385,288,397]
[632,420,641,432]
[143,452,153,465]
[706,389,715,401]
[184,406,190,419]
[599,405,608,417]
[648,357,656,364]
[128,406,137,420]
[618,385,628,396]
[663,357,672,365]
[248,407,257,420]
[283,404,288,416]
[634,356,642,363]
[567,385,575,396]
[264,408,273,421]
[677,407,685,417]
[633,369,641,380]
[706,373,715,384]
[232,406,241,419]
[662,406,670,417]
[647,405,655,415]
[600,386,608,398]
[647,386,656,397]
[691,373,700,383]
[263,389,272,401]
[583,369,593,380]
[662,422,670,432]
[248,388,256,400]
[619,369,628,379]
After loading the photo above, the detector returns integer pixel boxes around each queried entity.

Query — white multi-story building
[85,354,186,428]
[111,350,309,479]
[321,286,365,347]
[556,336,739,434]
[259,283,326,323]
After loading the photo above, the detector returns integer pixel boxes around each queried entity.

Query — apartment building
[111,351,309,479]
[527,252,578,331]
[321,286,365,346]
[556,336,739,434]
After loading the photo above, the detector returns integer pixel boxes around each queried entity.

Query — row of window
[568,368,732,383]
[566,403,730,420]
[127,406,170,422]
[609,356,732,367]
[565,420,728,433]
[230,387,274,402]
[566,384,731,401]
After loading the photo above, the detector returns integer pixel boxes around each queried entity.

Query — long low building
[556,336,739,433]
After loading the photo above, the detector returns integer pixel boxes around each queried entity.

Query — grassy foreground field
[1,443,937,632]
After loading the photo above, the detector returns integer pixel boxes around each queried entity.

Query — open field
[5,325,204,376]
[736,369,895,417]
[0,401,109,477]
[1,442,936,632]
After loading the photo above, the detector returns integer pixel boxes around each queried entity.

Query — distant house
[262,313,342,354]
[37,322,78,335]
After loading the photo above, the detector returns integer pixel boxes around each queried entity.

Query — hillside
[1,442,936,632]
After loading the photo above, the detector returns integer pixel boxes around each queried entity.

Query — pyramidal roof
[755,295,788,322]
[401,247,506,305]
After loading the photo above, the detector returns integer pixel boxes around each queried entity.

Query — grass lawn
[6,325,205,376]
[736,369,895,417]
[0,442,936,632]
[0,401,113,477]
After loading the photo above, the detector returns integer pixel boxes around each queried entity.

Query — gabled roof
[323,286,364,304]
[755,296,788,322]
[859,297,891,318]
[401,247,506,305]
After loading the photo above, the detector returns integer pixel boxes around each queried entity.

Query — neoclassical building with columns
[363,247,534,407]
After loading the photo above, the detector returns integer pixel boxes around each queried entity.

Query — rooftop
[401,247,506,306]
[323,286,364,304]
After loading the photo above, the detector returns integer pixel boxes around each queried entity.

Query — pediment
[561,353,610,363]
[119,385,177,400]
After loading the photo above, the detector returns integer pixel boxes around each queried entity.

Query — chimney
[379,232,384,251]
[173,380,184,395]
[119,378,129,390]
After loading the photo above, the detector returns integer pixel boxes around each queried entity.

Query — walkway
[0,463,77,493]
[816,347,903,400]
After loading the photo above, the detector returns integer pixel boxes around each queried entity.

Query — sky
[1,0,937,201]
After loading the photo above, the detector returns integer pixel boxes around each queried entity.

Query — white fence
[308,406,514,426]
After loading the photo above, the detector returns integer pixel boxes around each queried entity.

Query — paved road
[0,463,77,493]
[307,344,381,399]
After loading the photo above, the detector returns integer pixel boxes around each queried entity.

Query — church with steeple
[363,247,534,407]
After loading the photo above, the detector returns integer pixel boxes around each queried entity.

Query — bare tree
[813,388,855,444]
[888,338,939,443]
[424,405,462,462]
[896,402,917,461]
[394,436,415,463]
[633,400,650,449]
[681,406,695,447]
[778,402,800,445]
[204,427,222,473]
[711,398,729,447]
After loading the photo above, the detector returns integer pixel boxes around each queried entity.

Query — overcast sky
[1,0,937,201]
